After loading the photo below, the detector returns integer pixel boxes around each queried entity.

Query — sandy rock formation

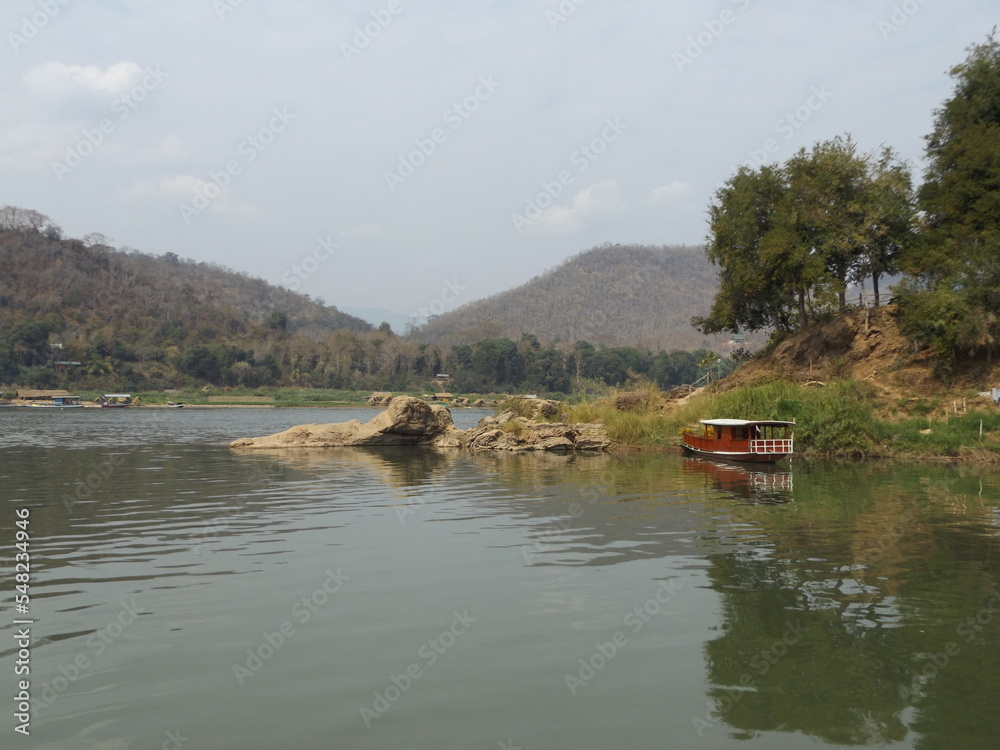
[231,396,460,449]
[230,397,611,452]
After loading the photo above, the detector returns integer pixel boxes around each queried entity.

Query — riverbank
[0,388,506,408]
[548,378,1000,461]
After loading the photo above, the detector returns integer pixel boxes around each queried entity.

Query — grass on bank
[554,379,1000,459]
[128,388,371,406]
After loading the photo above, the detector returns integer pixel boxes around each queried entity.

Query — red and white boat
[681,419,794,463]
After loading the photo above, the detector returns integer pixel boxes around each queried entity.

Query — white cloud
[128,174,228,210]
[24,61,145,98]
[646,181,691,205]
[528,180,627,234]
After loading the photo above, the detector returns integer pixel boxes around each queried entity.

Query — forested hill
[415,244,729,351]
[0,216,371,383]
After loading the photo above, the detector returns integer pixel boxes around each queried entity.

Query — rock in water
[230,396,457,449]
[230,396,609,451]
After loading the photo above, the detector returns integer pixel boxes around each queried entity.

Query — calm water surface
[1,407,1000,749]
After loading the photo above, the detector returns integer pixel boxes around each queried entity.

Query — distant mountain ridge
[0,220,373,386]
[414,244,733,351]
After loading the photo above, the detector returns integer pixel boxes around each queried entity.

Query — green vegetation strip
[554,380,1000,459]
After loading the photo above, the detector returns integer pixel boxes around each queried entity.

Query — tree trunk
[797,290,808,329]
[872,272,881,307]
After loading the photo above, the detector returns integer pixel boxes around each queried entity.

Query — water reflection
[700,463,1000,748]
[682,456,793,505]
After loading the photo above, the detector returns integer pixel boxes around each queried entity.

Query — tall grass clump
[710,379,885,456]
[791,381,885,456]
[553,385,677,446]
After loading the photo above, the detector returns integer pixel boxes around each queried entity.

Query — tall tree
[896,32,1000,374]
[694,165,801,335]
[855,147,916,306]
[784,137,870,313]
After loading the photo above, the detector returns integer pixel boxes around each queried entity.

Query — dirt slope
[722,305,951,400]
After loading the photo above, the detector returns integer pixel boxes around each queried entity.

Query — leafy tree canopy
[695,137,916,336]
[898,31,1000,374]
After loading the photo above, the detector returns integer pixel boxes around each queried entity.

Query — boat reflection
[683,456,793,505]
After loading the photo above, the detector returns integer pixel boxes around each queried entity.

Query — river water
[1,407,999,749]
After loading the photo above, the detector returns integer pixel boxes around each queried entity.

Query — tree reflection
[699,464,1000,747]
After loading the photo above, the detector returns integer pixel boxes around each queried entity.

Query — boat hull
[681,442,789,464]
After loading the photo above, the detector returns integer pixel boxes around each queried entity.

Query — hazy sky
[1,0,996,324]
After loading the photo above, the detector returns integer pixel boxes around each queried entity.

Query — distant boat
[681,419,794,463]
[98,393,133,408]
[27,395,84,409]
[166,401,186,408]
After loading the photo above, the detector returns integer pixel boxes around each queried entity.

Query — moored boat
[27,395,84,409]
[98,393,133,408]
[681,419,794,463]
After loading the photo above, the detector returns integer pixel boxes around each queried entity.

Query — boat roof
[103,393,132,397]
[700,419,795,427]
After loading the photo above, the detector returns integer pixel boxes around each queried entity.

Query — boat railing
[750,438,793,455]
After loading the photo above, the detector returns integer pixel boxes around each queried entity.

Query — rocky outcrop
[464,409,610,452]
[230,397,610,452]
[231,396,461,449]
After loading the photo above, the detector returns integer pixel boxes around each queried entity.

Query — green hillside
[414,244,736,351]
[0,208,371,388]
